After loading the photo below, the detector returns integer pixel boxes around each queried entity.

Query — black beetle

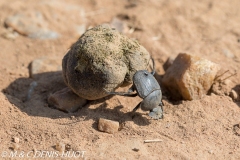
[105,57,163,119]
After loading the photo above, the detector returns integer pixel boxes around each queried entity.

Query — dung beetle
[105,57,163,119]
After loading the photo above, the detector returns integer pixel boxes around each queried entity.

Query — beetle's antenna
[145,56,155,75]
[145,57,151,70]
[221,72,237,81]
[214,70,237,82]
[150,57,155,75]
[214,70,229,81]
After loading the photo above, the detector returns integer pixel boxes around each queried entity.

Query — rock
[229,89,239,101]
[55,142,65,152]
[98,118,119,134]
[62,24,150,100]
[48,87,87,113]
[13,137,20,143]
[163,57,174,71]
[230,85,240,101]
[233,124,240,136]
[110,17,128,33]
[65,144,72,151]
[75,24,86,36]
[208,150,214,154]
[223,49,235,58]
[4,12,59,39]
[132,148,139,152]
[29,57,62,78]
[1,28,19,40]
[162,53,221,100]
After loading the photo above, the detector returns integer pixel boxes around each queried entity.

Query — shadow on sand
[3,71,151,127]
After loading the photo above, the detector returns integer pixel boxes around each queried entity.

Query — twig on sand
[144,139,163,143]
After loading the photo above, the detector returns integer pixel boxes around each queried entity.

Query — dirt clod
[62,24,150,100]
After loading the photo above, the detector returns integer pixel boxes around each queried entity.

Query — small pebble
[208,150,213,154]
[55,142,65,152]
[75,24,86,36]
[229,89,238,101]
[98,118,119,134]
[233,123,240,136]
[13,137,20,143]
[132,148,139,152]
[223,49,235,58]
[1,31,19,40]
[65,144,71,151]
[110,17,128,33]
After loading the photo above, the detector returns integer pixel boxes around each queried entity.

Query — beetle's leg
[104,88,137,97]
[132,102,141,112]
[127,85,135,93]
[159,100,164,106]
[131,102,141,119]
[107,91,138,97]
[150,57,156,75]
[159,100,164,118]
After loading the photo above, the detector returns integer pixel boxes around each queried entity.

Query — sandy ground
[0,0,240,159]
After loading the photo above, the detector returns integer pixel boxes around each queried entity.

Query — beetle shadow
[3,71,150,126]
[86,100,151,128]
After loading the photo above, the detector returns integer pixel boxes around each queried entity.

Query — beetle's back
[133,70,160,98]
[140,89,162,111]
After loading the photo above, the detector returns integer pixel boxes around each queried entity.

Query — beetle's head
[149,106,163,119]
[133,70,150,77]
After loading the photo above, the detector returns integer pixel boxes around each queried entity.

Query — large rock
[62,24,150,100]
[162,53,221,100]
